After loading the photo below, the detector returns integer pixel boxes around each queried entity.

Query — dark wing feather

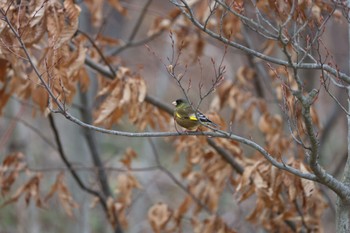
[197,111,213,123]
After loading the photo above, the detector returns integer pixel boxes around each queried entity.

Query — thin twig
[173,0,350,84]
[48,114,105,205]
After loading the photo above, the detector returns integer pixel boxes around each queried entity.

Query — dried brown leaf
[96,34,121,46]
[108,0,127,15]
[0,152,27,196]
[115,173,142,207]
[258,113,282,135]
[1,173,43,208]
[0,88,10,115]
[94,88,121,125]
[32,85,49,113]
[45,172,78,217]
[137,78,147,103]
[66,43,87,78]
[120,148,137,169]
[174,195,192,221]
[78,68,90,92]
[47,0,80,49]
[236,66,255,86]
[148,202,172,233]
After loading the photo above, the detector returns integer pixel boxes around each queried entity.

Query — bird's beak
[172,101,177,106]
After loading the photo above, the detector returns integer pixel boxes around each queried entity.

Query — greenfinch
[172,99,218,131]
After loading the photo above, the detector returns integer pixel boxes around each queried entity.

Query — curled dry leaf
[83,0,103,27]
[236,162,260,202]
[310,106,321,128]
[148,6,182,36]
[45,172,79,217]
[167,64,174,74]
[138,76,147,102]
[110,172,142,228]
[192,216,238,233]
[108,0,127,16]
[0,57,10,115]
[94,71,148,128]
[78,67,90,92]
[236,66,255,87]
[0,152,27,196]
[0,86,10,114]
[174,195,192,222]
[148,202,172,233]
[131,102,171,131]
[311,5,321,24]
[120,148,138,170]
[1,173,43,208]
[258,113,283,135]
[65,43,87,78]
[47,0,81,49]
[106,197,123,228]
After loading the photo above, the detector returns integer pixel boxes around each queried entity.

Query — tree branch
[172,0,350,84]
[48,114,124,233]
[79,89,112,199]
[48,114,106,206]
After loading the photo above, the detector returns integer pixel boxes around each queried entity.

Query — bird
[172,98,218,131]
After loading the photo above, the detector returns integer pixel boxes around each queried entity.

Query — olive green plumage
[172,99,217,130]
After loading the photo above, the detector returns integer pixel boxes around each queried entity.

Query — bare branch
[171,0,350,84]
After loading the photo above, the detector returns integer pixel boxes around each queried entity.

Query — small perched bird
[172,98,218,131]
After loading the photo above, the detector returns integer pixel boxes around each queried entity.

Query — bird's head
[172,99,187,107]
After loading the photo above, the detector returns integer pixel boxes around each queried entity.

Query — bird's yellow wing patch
[175,112,198,121]
[175,112,182,119]
[188,114,198,121]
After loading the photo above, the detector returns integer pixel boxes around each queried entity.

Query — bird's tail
[197,112,218,128]
[205,120,218,128]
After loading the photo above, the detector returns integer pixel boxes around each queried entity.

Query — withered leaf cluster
[0,152,78,217]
